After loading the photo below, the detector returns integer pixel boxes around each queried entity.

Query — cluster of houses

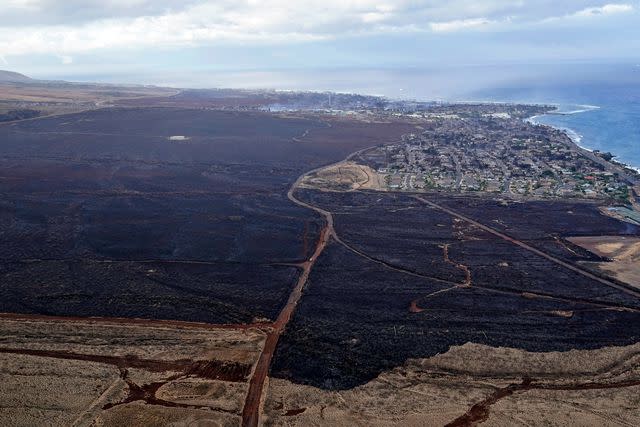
[362,112,630,202]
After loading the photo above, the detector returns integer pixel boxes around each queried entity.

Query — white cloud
[573,3,634,17]
[361,12,389,24]
[59,55,73,65]
[0,1,636,57]
[429,18,496,33]
[5,0,40,9]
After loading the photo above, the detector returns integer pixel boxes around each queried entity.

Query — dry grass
[264,342,640,426]
[569,236,640,289]
[300,161,386,192]
[0,317,266,426]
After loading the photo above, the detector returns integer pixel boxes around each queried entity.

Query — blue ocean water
[467,64,640,170]
[533,104,640,171]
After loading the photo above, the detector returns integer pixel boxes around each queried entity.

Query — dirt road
[241,168,336,427]
[414,196,640,300]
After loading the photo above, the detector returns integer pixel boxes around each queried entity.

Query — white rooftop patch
[168,135,190,141]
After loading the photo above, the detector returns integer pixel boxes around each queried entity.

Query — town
[358,106,635,203]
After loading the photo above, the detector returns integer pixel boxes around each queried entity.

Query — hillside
[0,70,33,83]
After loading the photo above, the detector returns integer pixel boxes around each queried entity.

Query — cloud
[572,3,634,17]
[59,55,73,65]
[429,18,497,33]
[0,1,637,57]
[5,0,39,10]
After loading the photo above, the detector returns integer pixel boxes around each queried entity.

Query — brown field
[299,161,386,192]
[0,316,266,426]
[0,83,176,104]
[4,315,639,426]
[264,342,640,426]
[568,236,640,289]
[0,82,178,121]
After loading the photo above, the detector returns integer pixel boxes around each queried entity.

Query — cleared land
[568,236,640,289]
[265,342,640,426]
[299,161,386,192]
[0,316,265,426]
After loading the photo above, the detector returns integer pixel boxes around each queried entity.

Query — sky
[1,1,638,85]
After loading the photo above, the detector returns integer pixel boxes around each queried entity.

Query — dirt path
[241,169,336,427]
[413,196,640,300]
[445,375,640,427]
[0,347,252,381]
[443,243,472,286]
[409,243,472,312]
[472,284,640,313]
[102,367,239,414]
[241,142,405,425]
[0,312,267,330]
[334,235,459,286]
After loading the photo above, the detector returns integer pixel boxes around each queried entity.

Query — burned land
[1,87,640,426]
[0,107,413,323]
[271,190,640,389]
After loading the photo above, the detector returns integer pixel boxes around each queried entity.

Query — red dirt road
[414,196,640,300]
[445,375,640,427]
[241,176,335,427]
[0,312,268,331]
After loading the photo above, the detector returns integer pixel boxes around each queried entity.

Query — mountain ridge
[0,70,33,83]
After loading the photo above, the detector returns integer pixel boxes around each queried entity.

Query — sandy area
[2,315,639,426]
[264,342,640,426]
[0,317,265,427]
[568,236,640,289]
[299,161,386,192]
[487,386,640,427]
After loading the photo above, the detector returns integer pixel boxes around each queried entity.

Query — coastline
[525,106,640,175]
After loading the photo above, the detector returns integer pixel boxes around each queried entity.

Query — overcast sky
[1,1,638,82]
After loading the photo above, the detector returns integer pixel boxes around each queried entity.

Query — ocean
[51,63,640,169]
[466,63,640,170]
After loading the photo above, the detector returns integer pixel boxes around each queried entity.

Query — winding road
[241,166,337,427]
[241,139,640,426]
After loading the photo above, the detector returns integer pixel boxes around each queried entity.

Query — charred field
[2,99,640,425]
[0,107,413,323]
[271,190,640,389]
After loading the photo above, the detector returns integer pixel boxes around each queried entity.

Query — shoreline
[526,108,640,175]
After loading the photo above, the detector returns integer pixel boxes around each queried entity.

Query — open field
[266,342,640,426]
[0,82,175,104]
[0,316,265,426]
[0,81,178,121]
[0,106,413,323]
[568,236,640,289]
